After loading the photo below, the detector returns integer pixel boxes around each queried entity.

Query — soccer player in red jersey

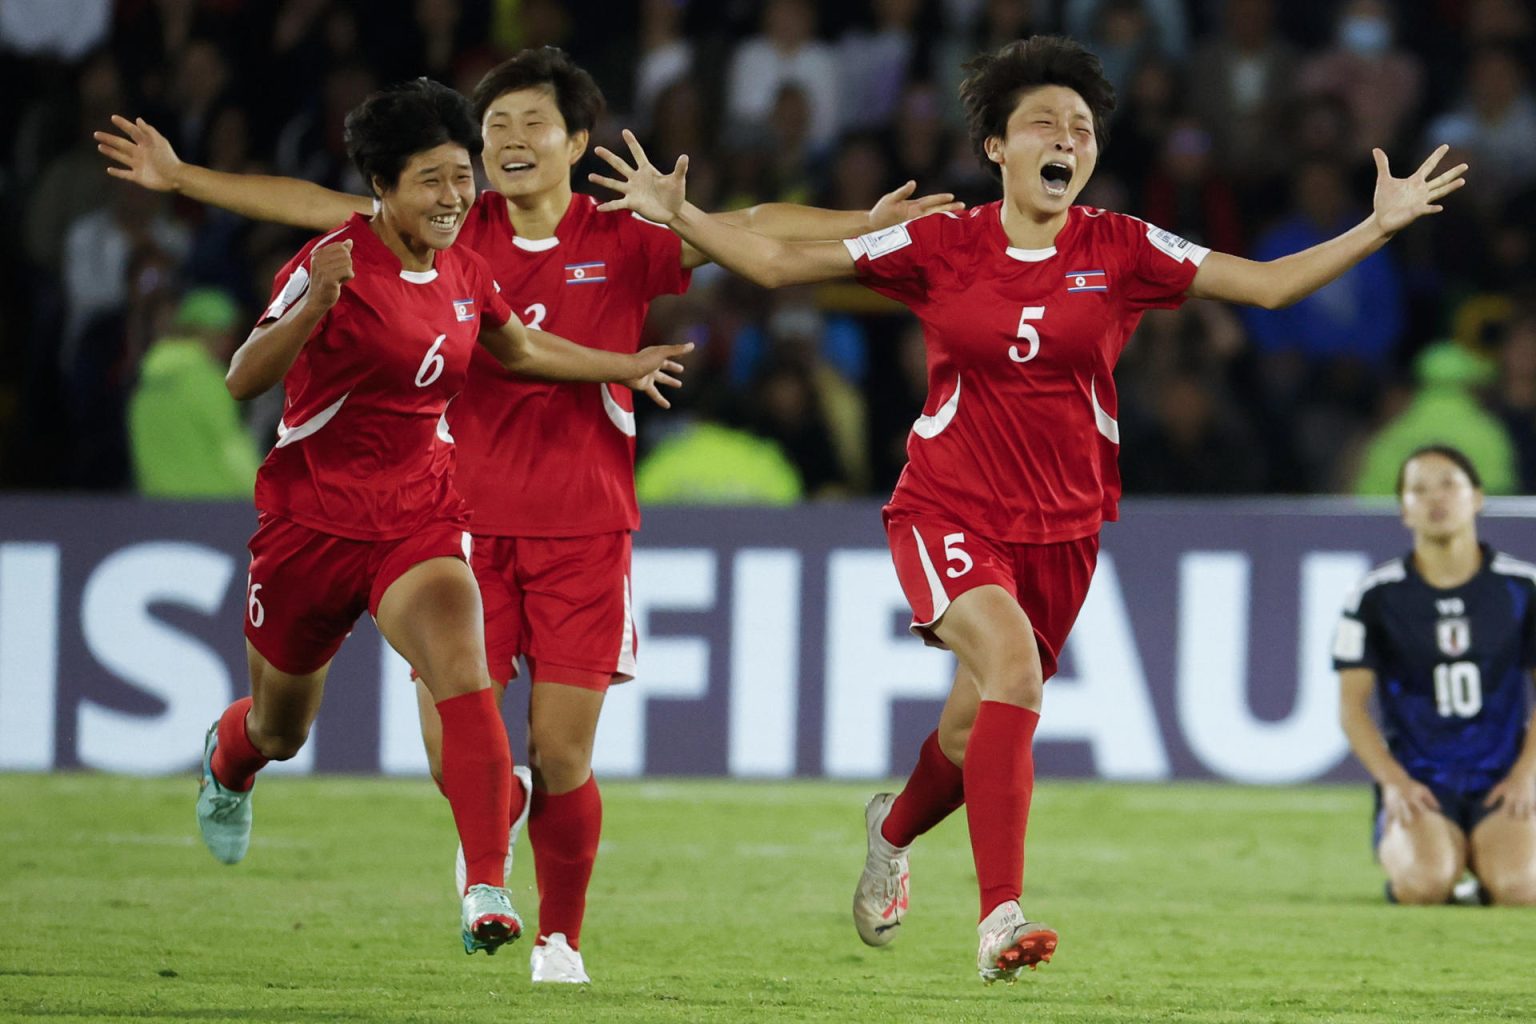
[192,78,689,959]
[590,35,1469,982]
[98,48,955,983]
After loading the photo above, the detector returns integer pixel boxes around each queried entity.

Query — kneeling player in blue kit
[1335,445,1536,905]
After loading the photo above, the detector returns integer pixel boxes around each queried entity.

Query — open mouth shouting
[1041,161,1073,197]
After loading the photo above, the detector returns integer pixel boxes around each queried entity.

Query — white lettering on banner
[729,550,801,777]
[76,543,237,774]
[1038,554,1170,778]
[0,544,60,770]
[822,551,952,777]
[1176,551,1363,783]
[594,549,716,776]
[378,633,430,776]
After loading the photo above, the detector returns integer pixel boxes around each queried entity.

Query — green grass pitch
[2,774,1533,1023]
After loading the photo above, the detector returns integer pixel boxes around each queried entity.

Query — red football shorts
[244,513,472,675]
[472,531,636,690]
[885,510,1099,681]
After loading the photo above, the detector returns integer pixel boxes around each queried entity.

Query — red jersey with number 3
[845,202,1209,544]
[447,192,691,537]
[254,213,512,540]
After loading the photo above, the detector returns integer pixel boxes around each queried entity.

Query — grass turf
[1,774,1532,1023]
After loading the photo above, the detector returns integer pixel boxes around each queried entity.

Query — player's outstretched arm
[679,182,963,268]
[1189,145,1467,310]
[480,316,692,405]
[1483,702,1536,819]
[1338,668,1440,824]
[226,240,354,400]
[589,130,856,288]
[95,114,371,231]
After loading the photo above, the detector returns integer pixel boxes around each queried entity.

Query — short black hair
[959,35,1116,180]
[344,78,481,196]
[470,46,605,134]
[1396,444,1484,497]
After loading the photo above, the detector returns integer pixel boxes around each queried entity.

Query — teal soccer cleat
[196,721,253,865]
[461,883,523,955]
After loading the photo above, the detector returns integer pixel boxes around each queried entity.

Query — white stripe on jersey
[1091,378,1119,444]
[913,375,960,439]
[275,392,349,449]
[1491,554,1536,584]
[601,383,637,437]
[1343,558,1406,614]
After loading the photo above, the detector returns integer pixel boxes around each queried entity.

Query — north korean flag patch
[565,261,606,284]
[453,298,476,322]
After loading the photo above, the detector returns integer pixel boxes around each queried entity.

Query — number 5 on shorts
[944,532,973,578]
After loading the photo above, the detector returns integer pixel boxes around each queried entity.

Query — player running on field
[191,78,689,959]
[589,34,1469,982]
[1335,445,1536,906]
[98,46,958,984]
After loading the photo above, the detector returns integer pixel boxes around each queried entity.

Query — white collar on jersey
[1005,244,1057,262]
[399,268,439,283]
[512,235,560,252]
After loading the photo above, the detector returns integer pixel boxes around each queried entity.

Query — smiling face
[479,85,587,200]
[1400,452,1483,543]
[986,84,1099,218]
[376,142,476,253]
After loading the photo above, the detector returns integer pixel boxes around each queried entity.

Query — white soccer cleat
[530,932,590,983]
[852,792,911,946]
[976,900,1057,983]
[460,883,522,956]
[454,764,533,895]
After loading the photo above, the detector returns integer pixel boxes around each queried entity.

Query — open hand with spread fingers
[589,129,688,225]
[1372,144,1468,236]
[869,180,965,230]
[95,114,183,192]
[623,342,694,409]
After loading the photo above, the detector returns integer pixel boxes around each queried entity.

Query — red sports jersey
[254,213,512,540]
[846,202,1208,544]
[449,192,691,537]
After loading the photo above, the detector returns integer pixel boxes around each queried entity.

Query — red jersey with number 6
[447,191,690,538]
[845,202,1208,544]
[253,213,512,540]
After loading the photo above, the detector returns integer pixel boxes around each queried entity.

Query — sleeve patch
[853,223,913,260]
[1333,618,1367,662]
[263,265,311,322]
[1146,224,1209,265]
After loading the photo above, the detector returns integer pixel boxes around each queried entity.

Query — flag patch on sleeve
[565,261,606,284]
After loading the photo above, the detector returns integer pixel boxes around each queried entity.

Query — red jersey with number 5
[845,202,1208,544]
[447,192,690,538]
[253,213,512,540]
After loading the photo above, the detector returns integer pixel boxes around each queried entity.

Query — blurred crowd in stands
[3,0,1535,502]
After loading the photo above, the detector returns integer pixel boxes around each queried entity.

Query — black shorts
[1371,780,1503,850]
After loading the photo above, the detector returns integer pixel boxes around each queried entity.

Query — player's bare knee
[528,737,593,792]
[937,723,970,764]
[1390,867,1457,905]
[1483,871,1536,906]
[420,646,490,698]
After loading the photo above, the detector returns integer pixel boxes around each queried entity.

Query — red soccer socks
[883,730,966,847]
[528,774,602,949]
[437,687,513,889]
[212,697,267,792]
[963,700,1040,921]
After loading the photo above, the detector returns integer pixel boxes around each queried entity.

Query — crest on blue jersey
[1436,617,1471,657]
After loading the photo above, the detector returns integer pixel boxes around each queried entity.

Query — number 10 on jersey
[1433,661,1482,718]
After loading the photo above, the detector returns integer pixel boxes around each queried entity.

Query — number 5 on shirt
[1010,306,1045,364]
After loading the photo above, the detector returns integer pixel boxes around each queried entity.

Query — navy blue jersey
[1333,545,1536,789]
